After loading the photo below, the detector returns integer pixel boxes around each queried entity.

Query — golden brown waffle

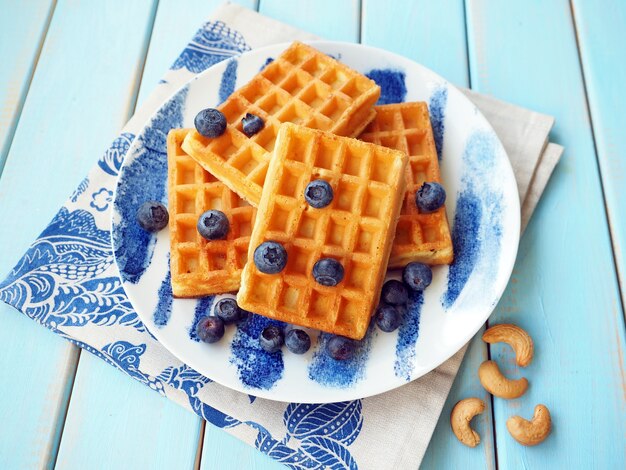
[237,123,407,340]
[167,129,256,297]
[182,41,381,207]
[360,102,453,267]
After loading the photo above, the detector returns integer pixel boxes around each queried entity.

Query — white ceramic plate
[112,41,520,403]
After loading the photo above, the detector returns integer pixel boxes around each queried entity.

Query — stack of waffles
[167,42,453,340]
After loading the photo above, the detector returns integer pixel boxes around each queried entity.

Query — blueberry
[416,182,446,213]
[304,180,334,208]
[260,325,284,353]
[375,304,402,332]
[312,258,344,286]
[381,279,408,305]
[214,298,240,324]
[195,108,227,138]
[285,329,311,354]
[241,113,265,137]
[196,316,225,343]
[136,201,169,232]
[197,210,229,240]
[238,308,252,324]
[326,335,357,361]
[402,262,433,292]
[254,241,288,274]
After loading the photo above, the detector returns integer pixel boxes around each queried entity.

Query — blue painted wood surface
[0,0,164,467]
[360,1,494,468]
[572,0,626,297]
[361,0,469,87]
[0,0,55,167]
[0,0,625,468]
[466,0,626,468]
[54,1,274,469]
[259,0,360,42]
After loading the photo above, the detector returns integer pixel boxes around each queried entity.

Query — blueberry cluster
[196,298,312,354]
[260,326,312,354]
[196,298,250,343]
[193,108,266,140]
[374,262,433,333]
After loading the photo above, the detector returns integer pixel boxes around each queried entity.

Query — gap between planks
[568,0,626,322]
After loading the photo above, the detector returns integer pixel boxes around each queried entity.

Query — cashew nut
[478,360,528,399]
[483,324,534,367]
[450,398,486,447]
[506,404,552,446]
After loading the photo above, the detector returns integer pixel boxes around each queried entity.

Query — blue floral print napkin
[0,3,562,468]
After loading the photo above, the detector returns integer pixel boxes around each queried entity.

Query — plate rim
[111,39,520,403]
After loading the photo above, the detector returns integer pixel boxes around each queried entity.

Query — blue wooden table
[1,0,624,468]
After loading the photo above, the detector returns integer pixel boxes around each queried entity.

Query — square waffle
[237,123,407,340]
[360,102,453,267]
[182,41,381,206]
[167,129,255,297]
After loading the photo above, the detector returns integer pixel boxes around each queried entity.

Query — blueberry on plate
[197,210,230,240]
[381,279,408,305]
[260,325,284,353]
[241,113,265,137]
[214,298,240,324]
[326,335,357,361]
[312,258,344,286]
[194,108,227,138]
[304,180,334,208]
[136,201,169,232]
[196,316,225,343]
[285,329,311,354]
[254,241,288,274]
[375,304,402,332]
[415,182,446,213]
[402,262,433,292]
[238,308,252,324]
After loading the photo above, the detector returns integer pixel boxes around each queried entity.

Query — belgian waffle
[182,41,381,206]
[237,123,407,340]
[167,129,255,297]
[360,102,453,267]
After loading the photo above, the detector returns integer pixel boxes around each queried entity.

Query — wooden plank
[259,0,360,41]
[362,1,494,468]
[361,0,469,87]
[137,0,258,107]
[466,0,626,467]
[0,0,194,468]
[45,1,206,469]
[571,0,626,303]
[57,1,270,468]
[0,0,55,168]
[194,2,356,467]
[204,2,357,467]
[201,425,284,470]
[55,354,202,469]
[0,308,77,469]
[422,331,495,469]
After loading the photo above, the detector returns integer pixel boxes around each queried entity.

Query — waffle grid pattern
[182,41,380,206]
[237,124,407,340]
[168,129,255,297]
[360,102,453,267]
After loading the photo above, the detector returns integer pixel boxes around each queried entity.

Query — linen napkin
[0,3,563,468]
